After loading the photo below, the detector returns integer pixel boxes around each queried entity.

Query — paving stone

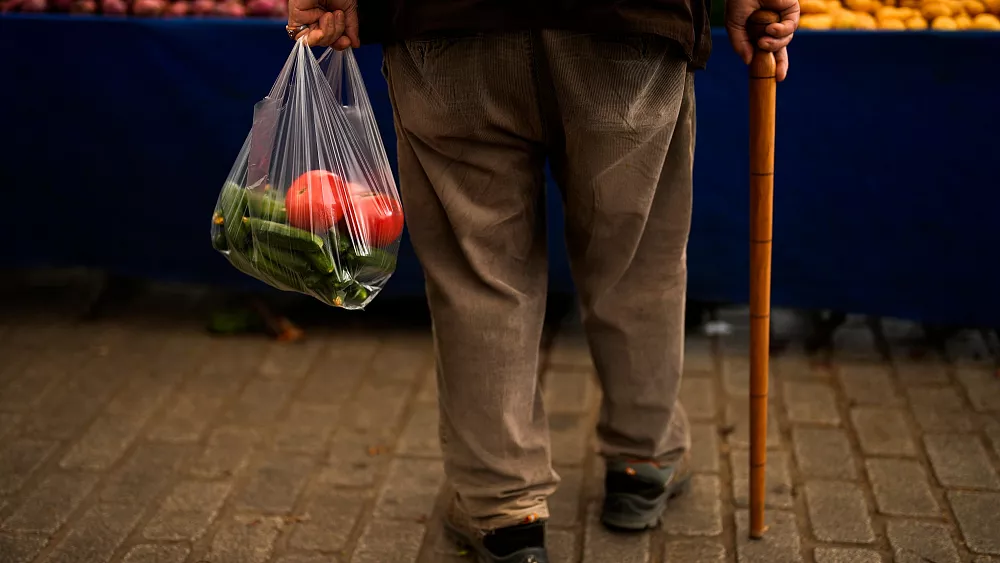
[60,372,175,469]
[273,403,340,453]
[0,439,58,495]
[685,335,715,373]
[374,458,444,521]
[548,468,583,527]
[948,491,1000,555]
[725,398,781,449]
[973,557,1000,563]
[121,544,191,563]
[0,532,48,563]
[956,368,1000,412]
[664,540,726,563]
[234,453,315,513]
[222,378,299,424]
[850,408,916,456]
[662,475,722,536]
[0,414,21,441]
[187,426,260,479]
[886,519,960,563]
[146,388,231,443]
[274,555,340,563]
[326,429,395,489]
[295,356,369,407]
[680,377,717,421]
[549,412,589,466]
[831,323,881,360]
[893,361,950,386]
[2,472,100,533]
[582,503,650,563]
[837,364,900,406]
[397,403,441,459]
[0,361,66,413]
[100,443,192,504]
[19,363,125,439]
[924,434,1000,489]
[340,380,413,438]
[205,515,283,563]
[865,459,939,517]
[813,548,881,563]
[257,340,324,380]
[415,369,437,404]
[143,480,233,540]
[907,386,982,433]
[735,509,802,563]
[731,450,793,509]
[689,423,719,473]
[791,427,856,480]
[40,503,146,563]
[289,489,368,552]
[784,381,841,425]
[549,331,594,371]
[724,360,771,397]
[804,481,874,544]
[351,519,425,563]
[986,419,1000,459]
[370,336,432,384]
[548,529,578,563]
[544,369,595,413]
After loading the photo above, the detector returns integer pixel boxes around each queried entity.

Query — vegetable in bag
[210,40,403,310]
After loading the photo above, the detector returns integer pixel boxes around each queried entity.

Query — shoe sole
[600,475,692,532]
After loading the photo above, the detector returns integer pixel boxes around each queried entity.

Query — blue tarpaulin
[1,15,998,326]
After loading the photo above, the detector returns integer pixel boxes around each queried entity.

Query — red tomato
[285,170,347,233]
[349,182,375,198]
[345,194,404,247]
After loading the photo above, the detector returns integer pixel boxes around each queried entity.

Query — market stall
[1,11,998,326]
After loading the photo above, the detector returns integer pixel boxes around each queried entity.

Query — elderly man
[288,1,798,561]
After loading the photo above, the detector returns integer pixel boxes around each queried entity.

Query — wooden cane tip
[748,10,781,43]
[749,525,770,539]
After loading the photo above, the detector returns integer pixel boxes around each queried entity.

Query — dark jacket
[359,0,713,69]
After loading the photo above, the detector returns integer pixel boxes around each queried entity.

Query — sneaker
[601,452,692,531]
[443,496,549,563]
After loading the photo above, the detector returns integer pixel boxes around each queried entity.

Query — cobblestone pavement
[1,273,999,563]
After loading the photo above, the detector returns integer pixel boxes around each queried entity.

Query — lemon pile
[799,0,1000,29]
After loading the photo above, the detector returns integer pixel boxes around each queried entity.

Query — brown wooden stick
[747,8,779,541]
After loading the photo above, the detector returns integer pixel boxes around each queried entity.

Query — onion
[164,0,189,15]
[245,0,279,16]
[189,0,213,15]
[99,0,127,14]
[132,0,165,15]
[215,0,244,17]
[69,0,96,12]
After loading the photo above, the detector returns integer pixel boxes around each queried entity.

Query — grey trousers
[383,30,695,530]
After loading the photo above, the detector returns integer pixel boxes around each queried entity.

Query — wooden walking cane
[747,9,780,540]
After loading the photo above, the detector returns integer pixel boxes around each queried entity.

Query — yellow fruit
[932,14,959,26]
[801,13,836,27]
[885,0,897,5]
[906,13,930,25]
[964,0,986,13]
[846,0,879,11]
[880,15,909,25]
[857,11,879,25]
[972,12,1000,25]
[922,1,953,17]
[802,0,831,12]
[955,12,973,24]
[984,0,1000,13]
[896,6,916,16]
[833,9,860,25]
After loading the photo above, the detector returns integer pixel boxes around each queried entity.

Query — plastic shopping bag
[211,40,402,310]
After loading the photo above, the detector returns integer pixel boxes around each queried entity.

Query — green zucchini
[249,218,325,253]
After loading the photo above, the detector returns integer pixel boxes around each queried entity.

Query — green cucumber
[348,247,397,273]
[218,182,251,251]
[251,252,306,293]
[254,243,312,275]
[247,190,288,223]
[249,218,325,253]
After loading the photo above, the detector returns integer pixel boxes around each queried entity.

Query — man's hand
[726,0,799,81]
[288,0,359,49]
